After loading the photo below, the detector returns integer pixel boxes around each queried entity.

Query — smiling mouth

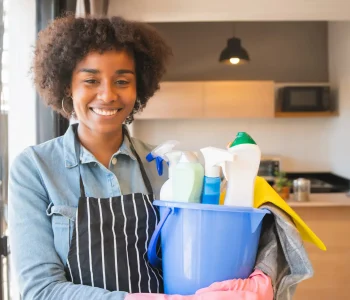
[90,107,123,116]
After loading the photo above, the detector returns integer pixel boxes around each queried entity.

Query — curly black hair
[33,14,172,123]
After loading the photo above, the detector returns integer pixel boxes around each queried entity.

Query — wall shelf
[275,111,339,118]
[136,81,339,120]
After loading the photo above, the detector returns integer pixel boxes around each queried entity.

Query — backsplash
[132,117,333,173]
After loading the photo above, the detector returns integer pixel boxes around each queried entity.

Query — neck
[77,125,124,168]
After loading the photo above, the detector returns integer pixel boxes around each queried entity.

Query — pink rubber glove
[125,270,273,300]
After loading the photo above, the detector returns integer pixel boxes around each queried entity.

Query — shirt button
[111,157,117,165]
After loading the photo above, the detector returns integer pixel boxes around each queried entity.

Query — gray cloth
[255,203,314,300]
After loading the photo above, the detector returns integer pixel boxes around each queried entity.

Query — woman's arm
[126,270,273,300]
[8,149,127,300]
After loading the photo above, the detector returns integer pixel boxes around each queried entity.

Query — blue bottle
[201,176,222,205]
[200,147,235,205]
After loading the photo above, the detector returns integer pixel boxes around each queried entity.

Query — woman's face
[70,49,137,135]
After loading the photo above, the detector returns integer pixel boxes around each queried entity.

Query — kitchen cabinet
[135,82,204,119]
[135,80,275,119]
[135,80,338,120]
[203,81,275,118]
[286,196,350,300]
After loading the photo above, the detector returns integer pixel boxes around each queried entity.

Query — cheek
[122,88,137,107]
[72,90,92,110]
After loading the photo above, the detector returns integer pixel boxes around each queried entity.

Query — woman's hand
[125,270,273,300]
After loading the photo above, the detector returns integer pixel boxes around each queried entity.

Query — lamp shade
[219,37,250,65]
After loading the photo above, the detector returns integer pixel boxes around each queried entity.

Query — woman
[9,15,273,299]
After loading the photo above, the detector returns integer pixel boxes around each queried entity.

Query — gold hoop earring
[61,97,75,116]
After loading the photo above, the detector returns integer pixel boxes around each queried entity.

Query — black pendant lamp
[219,37,250,65]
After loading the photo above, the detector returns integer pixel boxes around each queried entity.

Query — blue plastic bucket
[148,200,270,295]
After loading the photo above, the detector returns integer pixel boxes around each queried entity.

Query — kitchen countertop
[286,193,350,207]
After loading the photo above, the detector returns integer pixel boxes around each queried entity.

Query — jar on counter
[293,178,311,202]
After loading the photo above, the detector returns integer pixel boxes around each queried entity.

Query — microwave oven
[280,86,331,112]
[258,157,281,182]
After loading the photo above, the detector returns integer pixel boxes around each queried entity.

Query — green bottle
[172,151,204,203]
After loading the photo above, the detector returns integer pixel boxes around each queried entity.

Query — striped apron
[65,127,163,293]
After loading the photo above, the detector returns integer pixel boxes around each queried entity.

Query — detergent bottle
[223,132,261,207]
[172,151,204,203]
[146,140,179,176]
[200,147,235,205]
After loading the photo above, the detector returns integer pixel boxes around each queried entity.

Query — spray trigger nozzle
[155,157,164,176]
[146,140,180,177]
[146,153,165,176]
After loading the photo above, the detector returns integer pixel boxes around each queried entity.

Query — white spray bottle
[146,140,179,177]
[223,132,261,207]
[146,141,181,201]
[200,147,235,205]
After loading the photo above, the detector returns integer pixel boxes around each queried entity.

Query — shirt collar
[118,126,137,161]
[63,123,137,169]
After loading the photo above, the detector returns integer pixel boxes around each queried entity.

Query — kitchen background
[128,21,350,178]
[3,1,350,300]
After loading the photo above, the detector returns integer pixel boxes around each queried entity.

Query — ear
[64,86,72,97]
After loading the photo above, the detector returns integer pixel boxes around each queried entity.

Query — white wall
[109,0,350,22]
[132,117,333,172]
[328,22,350,178]
[8,0,37,166]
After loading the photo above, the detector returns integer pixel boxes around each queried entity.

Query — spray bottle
[172,151,205,203]
[200,147,235,205]
[223,132,261,207]
[146,140,179,176]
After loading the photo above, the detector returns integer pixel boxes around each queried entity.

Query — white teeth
[92,108,119,116]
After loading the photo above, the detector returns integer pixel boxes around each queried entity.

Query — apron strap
[123,125,154,195]
[79,175,86,198]
[72,126,86,198]
[75,125,154,197]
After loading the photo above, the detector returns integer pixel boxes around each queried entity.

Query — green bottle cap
[229,132,256,148]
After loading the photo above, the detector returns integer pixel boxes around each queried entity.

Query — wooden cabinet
[203,81,275,118]
[292,206,350,300]
[135,81,337,120]
[135,81,204,119]
[135,80,275,119]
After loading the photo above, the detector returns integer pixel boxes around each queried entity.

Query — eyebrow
[116,69,135,75]
[78,68,135,75]
[78,68,100,74]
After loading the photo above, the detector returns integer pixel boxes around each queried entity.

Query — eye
[84,79,98,84]
[115,80,129,86]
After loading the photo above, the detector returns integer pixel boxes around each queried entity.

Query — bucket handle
[147,206,173,268]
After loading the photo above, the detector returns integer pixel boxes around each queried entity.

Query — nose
[98,81,118,103]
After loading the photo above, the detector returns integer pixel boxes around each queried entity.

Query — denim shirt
[8,124,167,300]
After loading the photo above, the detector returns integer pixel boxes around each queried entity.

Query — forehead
[75,49,135,71]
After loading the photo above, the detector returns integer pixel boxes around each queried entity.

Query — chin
[85,122,123,136]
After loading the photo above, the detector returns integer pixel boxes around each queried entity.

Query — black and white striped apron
[65,127,163,293]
